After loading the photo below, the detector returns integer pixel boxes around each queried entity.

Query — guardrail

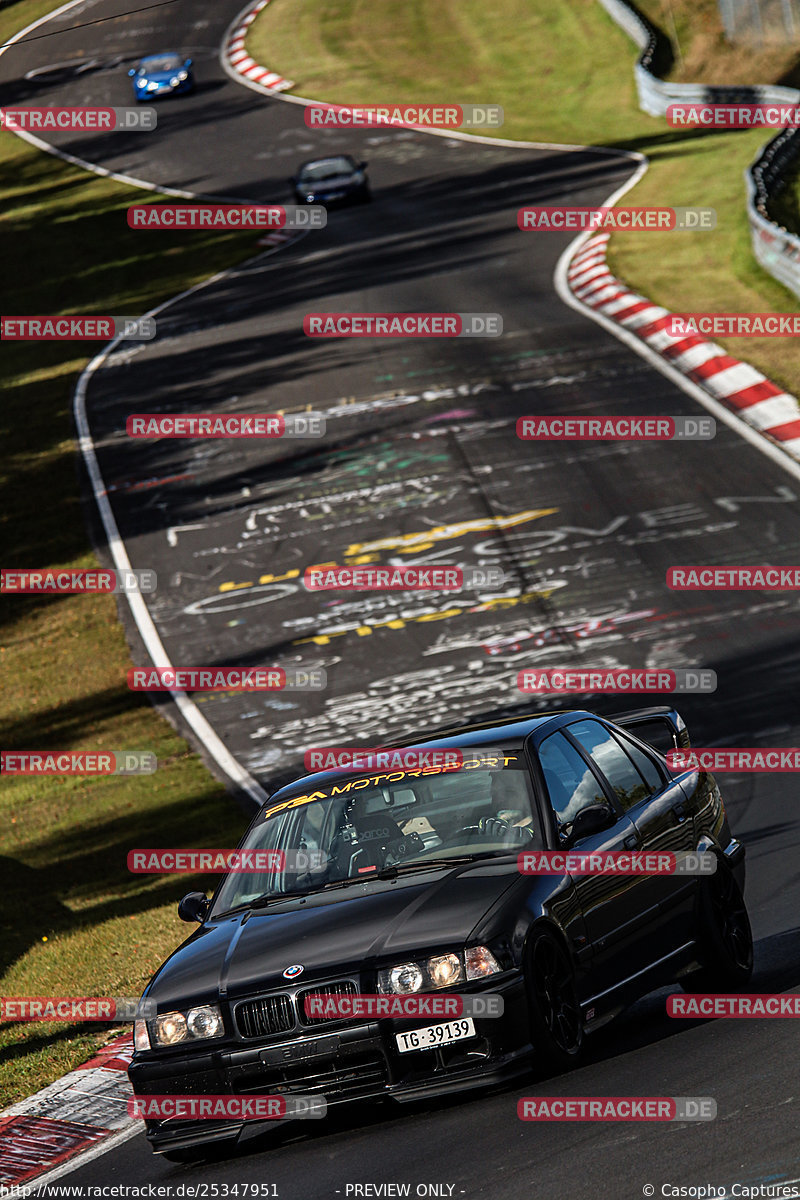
[597,0,800,299]
[745,129,800,299]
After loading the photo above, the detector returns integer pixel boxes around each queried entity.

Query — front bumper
[296,186,366,206]
[723,836,746,890]
[135,80,192,101]
[129,974,529,1154]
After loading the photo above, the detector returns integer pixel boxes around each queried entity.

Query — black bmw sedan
[129,706,752,1159]
[290,155,371,206]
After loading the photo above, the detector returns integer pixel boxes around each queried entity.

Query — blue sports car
[129,54,194,101]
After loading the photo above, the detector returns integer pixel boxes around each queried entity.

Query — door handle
[623,834,638,849]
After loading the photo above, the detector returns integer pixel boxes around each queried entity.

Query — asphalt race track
[2,1,800,1196]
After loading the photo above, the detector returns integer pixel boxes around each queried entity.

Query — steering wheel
[451,818,536,844]
[385,831,426,860]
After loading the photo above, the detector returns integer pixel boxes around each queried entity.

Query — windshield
[210,751,542,915]
[139,55,183,73]
[298,157,356,181]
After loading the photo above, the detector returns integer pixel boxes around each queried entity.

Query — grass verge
[248,0,800,399]
[0,3,264,1107]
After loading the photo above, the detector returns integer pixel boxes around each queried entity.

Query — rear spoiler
[608,706,690,755]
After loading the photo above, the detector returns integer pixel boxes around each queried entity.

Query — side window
[613,730,665,794]
[567,719,652,811]
[538,732,608,834]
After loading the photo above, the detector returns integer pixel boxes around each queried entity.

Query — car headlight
[150,1004,224,1047]
[170,76,179,86]
[378,948,498,994]
[146,81,158,91]
[134,1018,150,1051]
[136,79,147,88]
[386,963,424,994]
[178,70,188,80]
[428,953,463,988]
[465,945,502,980]
[186,1005,223,1038]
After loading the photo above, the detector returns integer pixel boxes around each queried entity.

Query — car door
[564,718,697,959]
[529,729,652,1003]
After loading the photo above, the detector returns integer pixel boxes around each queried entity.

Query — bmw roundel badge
[283,964,304,979]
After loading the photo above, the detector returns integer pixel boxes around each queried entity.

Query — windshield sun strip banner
[261,753,523,819]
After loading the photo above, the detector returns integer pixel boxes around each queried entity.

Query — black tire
[525,929,585,1072]
[681,862,753,992]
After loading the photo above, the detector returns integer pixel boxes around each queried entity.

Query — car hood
[145,863,518,1009]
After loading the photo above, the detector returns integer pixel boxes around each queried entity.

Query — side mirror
[359,161,368,170]
[184,58,193,67]
[178,891,209,923]
[565,803,616,846]
[128,68,136,77]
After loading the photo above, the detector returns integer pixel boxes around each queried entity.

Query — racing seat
[339,794,406,874]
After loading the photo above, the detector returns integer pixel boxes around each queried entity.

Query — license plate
[259,1034,339,1065]
[395,1018,476,1053]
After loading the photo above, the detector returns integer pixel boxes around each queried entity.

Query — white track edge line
[73,246,305,808]
[218,1,643,155]
[30,1122,143,1190]
[0,1,251,201]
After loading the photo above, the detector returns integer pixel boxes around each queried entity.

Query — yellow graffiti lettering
[292,583,567,647]
[257,569,301,585]
[343,508,558,557]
